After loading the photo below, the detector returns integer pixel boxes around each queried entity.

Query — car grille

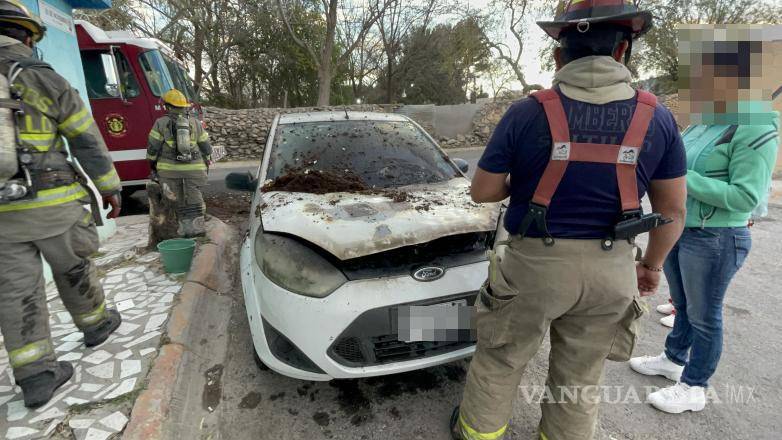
[372,335,470,364]
[332,337,366,364]
[328,292,477,367]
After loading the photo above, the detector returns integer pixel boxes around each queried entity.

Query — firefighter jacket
[146,110,211,179]
[0,36,121,243]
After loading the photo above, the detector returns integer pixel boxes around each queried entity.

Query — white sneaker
[629,352,684,382]
[660,314,675,328]
[656,302,675,315]
[647,383,706,413]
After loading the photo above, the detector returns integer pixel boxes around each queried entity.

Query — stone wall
[205,94,690,160]
[437,99,516,149]
[204,104,384,160]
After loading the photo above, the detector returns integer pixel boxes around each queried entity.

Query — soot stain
[202,364,224,412]
[313,411,330,426]
[365,367,454,400]
[329,380,374,426]
[239,391,262,409]
[269,391,286,401]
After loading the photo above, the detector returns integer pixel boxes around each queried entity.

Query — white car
[227,111,500,381]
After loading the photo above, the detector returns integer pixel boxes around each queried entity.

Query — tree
[376,0,441,103]
[398,19,491,105]
[74,0,136,30]
[638,0,782,84]
[469,0,552,92]
[276,0,390,106]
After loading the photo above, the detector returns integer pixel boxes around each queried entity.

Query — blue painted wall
[19,0,104,99]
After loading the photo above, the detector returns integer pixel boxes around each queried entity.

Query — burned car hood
[259,178,499,260]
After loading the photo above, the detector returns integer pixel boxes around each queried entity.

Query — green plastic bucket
[157,239,196,274]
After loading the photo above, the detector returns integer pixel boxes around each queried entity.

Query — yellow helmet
[162,89,189,108]
[0,0,46,42]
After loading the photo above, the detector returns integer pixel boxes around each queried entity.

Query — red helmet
[537,0,653,41]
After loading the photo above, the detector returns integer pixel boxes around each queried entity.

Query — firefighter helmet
[0,0,45,42]
[162,89,189,108]
[538,0,653,41]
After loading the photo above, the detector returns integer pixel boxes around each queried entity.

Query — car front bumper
[239,236,486,381]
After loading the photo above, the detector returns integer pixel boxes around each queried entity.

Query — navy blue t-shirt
[478,90,687,239]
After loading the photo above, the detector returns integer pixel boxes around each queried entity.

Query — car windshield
[266,120,460,189]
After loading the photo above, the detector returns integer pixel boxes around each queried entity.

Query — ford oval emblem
[412,266,445,282]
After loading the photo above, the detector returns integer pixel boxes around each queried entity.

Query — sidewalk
[0,216,184,440]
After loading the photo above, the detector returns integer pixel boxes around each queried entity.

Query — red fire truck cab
[75,20,204,194]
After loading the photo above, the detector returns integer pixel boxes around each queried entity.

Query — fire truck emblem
[105,114,127,137]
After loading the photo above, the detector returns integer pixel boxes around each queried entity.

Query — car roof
[278,111,411,125]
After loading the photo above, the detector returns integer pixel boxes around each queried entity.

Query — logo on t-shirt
[551,142,571,161]
[618,146,640,165]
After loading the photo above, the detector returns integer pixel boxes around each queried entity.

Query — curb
[123,217,234,440]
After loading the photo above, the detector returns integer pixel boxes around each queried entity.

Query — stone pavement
[0,216,185,440]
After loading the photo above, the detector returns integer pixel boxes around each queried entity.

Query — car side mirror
[225,172,257,192]
[452,158,469,174]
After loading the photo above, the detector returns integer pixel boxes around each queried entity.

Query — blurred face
[678,24,779,125]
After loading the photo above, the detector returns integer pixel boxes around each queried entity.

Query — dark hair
[0,23,32,43]
[559,23,632,65]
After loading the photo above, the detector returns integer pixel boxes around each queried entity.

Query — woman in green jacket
[630,26,780,414]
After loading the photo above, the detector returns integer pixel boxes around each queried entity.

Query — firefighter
[146,88,211,237]
[450,1,688,439]
[0,0,123,408]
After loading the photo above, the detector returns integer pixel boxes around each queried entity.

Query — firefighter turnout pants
[457,237,644,440]
[0,213,109,381]
[159,175,207,237]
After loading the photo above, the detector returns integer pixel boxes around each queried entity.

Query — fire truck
[75,21,221,195]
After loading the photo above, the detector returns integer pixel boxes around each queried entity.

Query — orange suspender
[520,88,658,242]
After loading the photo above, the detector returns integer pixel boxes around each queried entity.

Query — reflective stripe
[149,129,163,141]
[147,154,158,161]
[540,432,549,440]
[93,168,121,192]
[0,182,88,212]
[74,302,107,327]
[198,131,209,142]
[157,161,206,171]
[58,108,94,137]
[459,415,507,440]
[9,339,53,368]
[19,132,57,151]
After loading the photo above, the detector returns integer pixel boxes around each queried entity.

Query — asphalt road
[175,151,782,440]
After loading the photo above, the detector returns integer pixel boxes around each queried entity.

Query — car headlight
[254,232,347,298]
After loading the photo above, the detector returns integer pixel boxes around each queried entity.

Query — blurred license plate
[397,299,473,342]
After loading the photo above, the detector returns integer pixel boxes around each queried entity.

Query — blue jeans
[663,227,752,387]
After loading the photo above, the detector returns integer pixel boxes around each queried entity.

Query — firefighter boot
[83,309,122,347]
[19,361,74,408]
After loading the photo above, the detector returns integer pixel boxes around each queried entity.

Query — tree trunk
[316,65,332,106]
[316,0,339,106]
[147,181,179,249]
[385,57,394,103]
